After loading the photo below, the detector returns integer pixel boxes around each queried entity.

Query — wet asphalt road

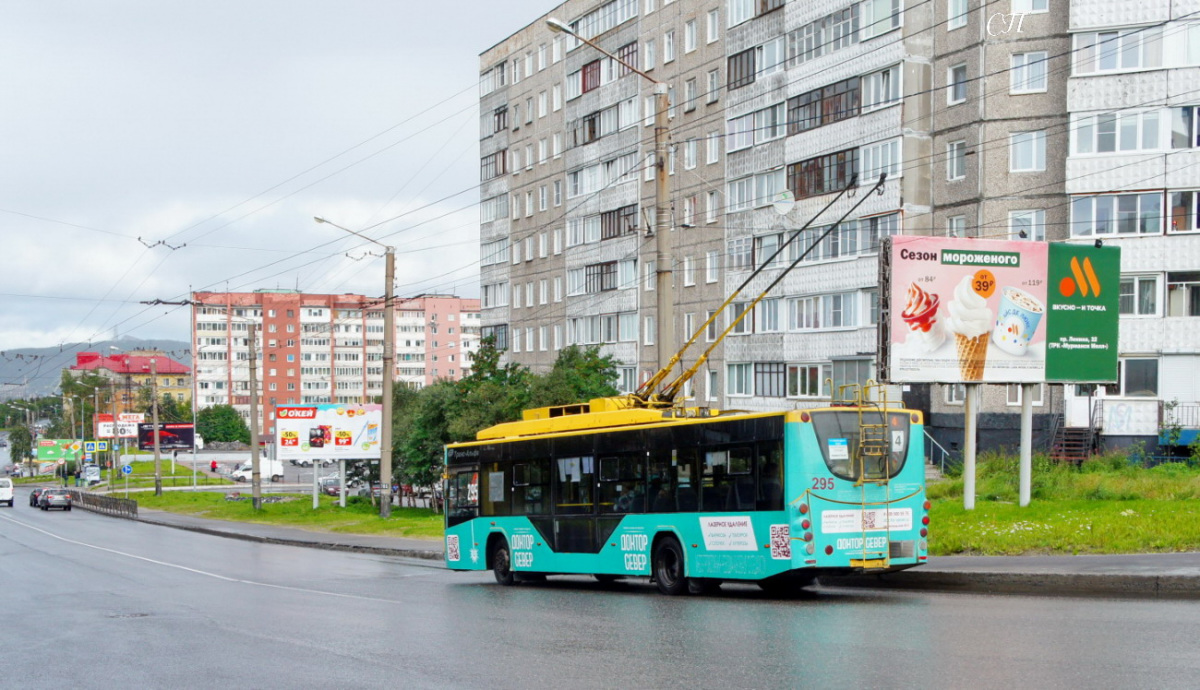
[3,495,1200,689]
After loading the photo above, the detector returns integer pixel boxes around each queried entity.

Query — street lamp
[547,17,675,374]
[314,216,396,518]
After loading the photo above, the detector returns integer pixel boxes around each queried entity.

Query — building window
[1013,0,1048,12]
[786,77,860,136]
[728,48,755,90]
[1074,27,1163,75]
[706,311,718,342]
[706,250,719,282]
[1006,383,1045,407]
[1010,131,1045,171]
[948,64,967,104]
[861,64,901,111]
[947,140,967,180]
[1169,191,1200,233]
[860,0,901,39]
[1011,52,1048,93]
[663,30,675,63]
[786,148,858,200]
[707,69,720,104]
[684,79,697,113]
[948,0,967,30]
[754,363,786,397]
[683,256,695,286]
[684,20,697,52]
[1118,358,1158,397]
[728,363,752,396]
[1073,110,1162,154]
[948,215,966,238]
[945,383,966,405]
[1071,193,1163,236]
[787,364,822,397]
[1173,107,1200,149]
[706,191,719,223]
[707,9,720,43]
[1009,210,1046,241]
[1167,272,1200,316]
[1119,275,1158,316]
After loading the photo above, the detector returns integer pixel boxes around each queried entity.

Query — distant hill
[0,337,191,401]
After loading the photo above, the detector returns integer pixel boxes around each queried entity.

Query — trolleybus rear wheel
[653,537,686,595]
[492,540,515,586]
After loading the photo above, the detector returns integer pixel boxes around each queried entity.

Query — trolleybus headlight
[824,545,833,555]
[799,503,809,515]
[801,519,811,530]
[805,543,815,555]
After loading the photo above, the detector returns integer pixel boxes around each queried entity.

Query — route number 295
[812,477,835,490]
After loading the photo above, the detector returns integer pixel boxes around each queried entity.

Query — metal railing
[924,429,957,474]
[68,490,138,519]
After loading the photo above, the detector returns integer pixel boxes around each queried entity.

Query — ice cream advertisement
[885,237,1119,384]
[274,403,383,461]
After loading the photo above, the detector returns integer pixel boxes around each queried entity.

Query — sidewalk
[129,507,1200,598]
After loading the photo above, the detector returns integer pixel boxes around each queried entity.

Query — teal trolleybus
[443,387,929,595]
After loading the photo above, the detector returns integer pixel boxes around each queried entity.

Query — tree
[396,381,460,513]
[528,345,620,408]
[196,404,250,444]
[9,426,32,462]
[449,336,531,439]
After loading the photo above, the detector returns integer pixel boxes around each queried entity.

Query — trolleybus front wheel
[492,540,515,586]
[653,537,686,595]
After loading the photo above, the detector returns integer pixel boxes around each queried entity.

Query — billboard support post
[963,384,978,510]
[1019,383,1034,507]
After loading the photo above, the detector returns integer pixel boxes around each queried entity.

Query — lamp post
[548,18,674,373]
[315,216,396,518]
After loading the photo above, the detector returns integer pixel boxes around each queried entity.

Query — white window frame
[1119,274,1159,317]
[947,140,967,180]
[1011,52,1048,94]
[1010,130,1046,172]
[948,0,967,30]
[1009,209,1046,241]
[947,64,967,105]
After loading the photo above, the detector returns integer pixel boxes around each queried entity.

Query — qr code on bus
[769,524,791,560]
[446,535,460,562]
[862,511,878,530]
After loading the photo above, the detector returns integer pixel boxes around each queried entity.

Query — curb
[134,515,446,562]
[820,571,1200,598]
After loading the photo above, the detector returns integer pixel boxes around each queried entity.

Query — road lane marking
[0,512,414,603]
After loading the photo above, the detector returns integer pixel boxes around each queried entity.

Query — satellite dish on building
[772,190,795,216]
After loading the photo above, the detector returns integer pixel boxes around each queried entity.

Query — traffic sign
[98,441,109,451]
[121,464,133,475]
[84,441,97,453]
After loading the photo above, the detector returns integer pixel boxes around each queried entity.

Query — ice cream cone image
[955,332,989,380]
[946,275,992,381]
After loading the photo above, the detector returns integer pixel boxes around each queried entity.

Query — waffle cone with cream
[955,333,988,380]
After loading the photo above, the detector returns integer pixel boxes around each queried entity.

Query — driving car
[39,488,72,511]
[0,477,13,507]
[29,487,47,507]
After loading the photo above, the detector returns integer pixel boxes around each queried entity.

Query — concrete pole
[1019,383,1034,507]
[963,383,978,510]
[248,323,262,510]
[653,83,673,373]
[380,247,395,518]
[151,358,162,496]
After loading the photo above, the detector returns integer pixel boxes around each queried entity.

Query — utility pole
[248,323,262,510]
[151,358,162,496]
[380,246,395,518]
[653,82,674,373]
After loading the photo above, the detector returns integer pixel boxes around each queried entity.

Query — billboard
[36,439,83,461]
[274,404,382,461]
[96,413,144,439]
[137,422,195,451]
[882,237,1119,384]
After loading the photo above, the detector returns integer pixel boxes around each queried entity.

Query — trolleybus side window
[483,463,510,516]
[758,442,783,510]
[512,460,550,515]
[555,456,594,514]
[600,455,647,513]
[447,470,479,523]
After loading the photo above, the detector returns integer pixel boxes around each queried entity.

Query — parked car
[357,482,382,498]
[230,459,284,483]
[0,477,13,507]
[29,487,47,507]
[39,488,72,511]
[318,476,340,496]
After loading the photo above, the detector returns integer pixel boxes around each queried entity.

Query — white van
[230,459,284,483]
[0,477,14,507]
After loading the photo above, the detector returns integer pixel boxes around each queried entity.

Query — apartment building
[68,350,192,415]
[482,0,1200,450]
[191,290,480,434]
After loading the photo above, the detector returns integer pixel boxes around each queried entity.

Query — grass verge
[131,490,443,541]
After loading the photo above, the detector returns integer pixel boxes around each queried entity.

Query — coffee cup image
[992,287,1044,356]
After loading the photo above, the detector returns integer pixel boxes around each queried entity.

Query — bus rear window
[809,411,909,481]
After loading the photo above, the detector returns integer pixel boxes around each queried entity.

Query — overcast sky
[0,0,556,352]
